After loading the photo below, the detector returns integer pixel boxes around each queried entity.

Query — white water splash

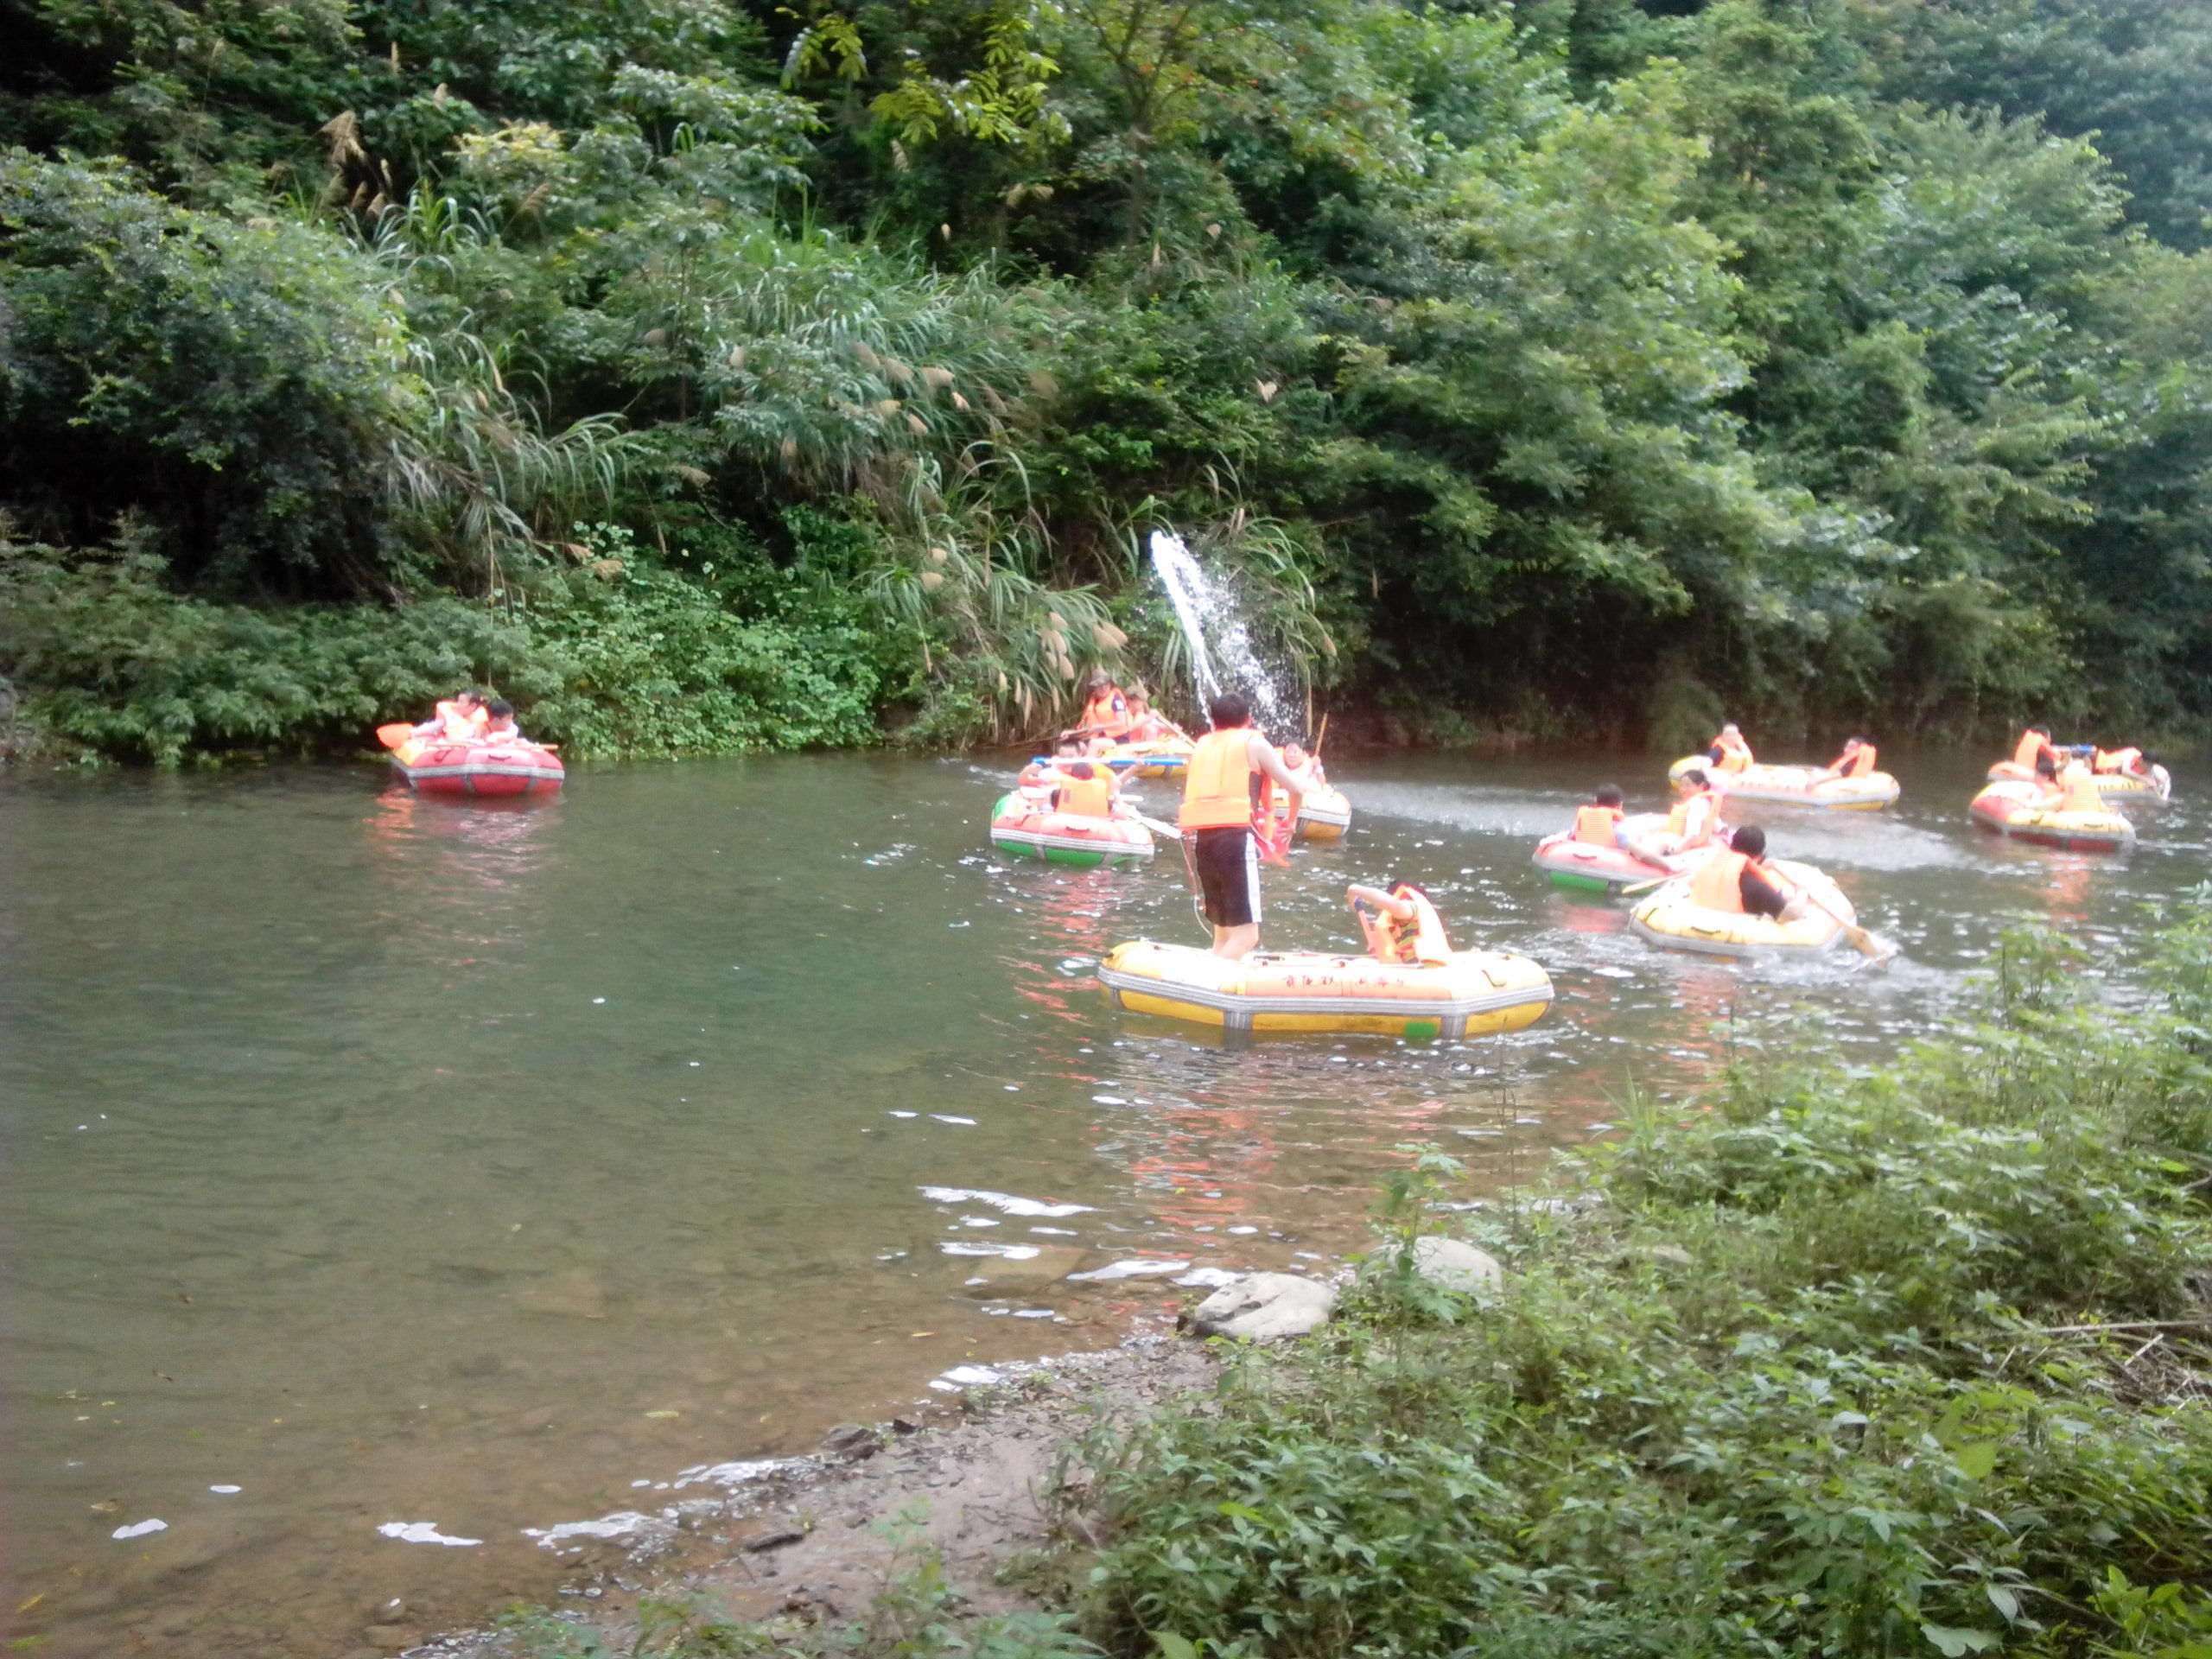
[1148,531,1297,734]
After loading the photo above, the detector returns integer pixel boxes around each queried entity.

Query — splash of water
[1147,531,1297,735]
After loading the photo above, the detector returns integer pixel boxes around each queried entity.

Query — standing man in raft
[1178,693,1308,960]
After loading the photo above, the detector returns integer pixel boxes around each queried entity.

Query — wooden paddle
[1128,810,1184,841]
[1618,874,1675,899]
[1802,885,1897,963]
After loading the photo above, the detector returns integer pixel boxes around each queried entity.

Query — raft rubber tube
[1985,760,2171,802]
[1097,939,1553,1039]
[1099,739,1193,779]
[988,792,1154,869]
[1532,814,1700,893]
[1968,781,2136,854]
[1278,783,1353,842]
[1667,756,1899,810]
[1628,858,1853,958]
[391,736,564,798]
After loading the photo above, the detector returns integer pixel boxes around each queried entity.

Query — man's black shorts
[1192,825,1261,928]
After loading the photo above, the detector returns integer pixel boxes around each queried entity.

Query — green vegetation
[1068,906,2212,1657]
[10,0,2212,757]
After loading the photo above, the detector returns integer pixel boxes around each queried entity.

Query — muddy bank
[417,1337,1217,1659]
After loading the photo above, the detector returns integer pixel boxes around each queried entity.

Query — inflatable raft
[1986,760,2171,802]
[1969,781,2136,854]
[1532,815,1703,893]
[1668,756,1899,810]
[1280,782,1352,842]
[390,735,564,798]
[1628,859,1853,958]
[1100,738,1193,779]
[988,792,1154,869]
[1097,940,1553,1039]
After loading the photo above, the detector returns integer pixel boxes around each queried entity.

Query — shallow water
[2,746,2201,1654]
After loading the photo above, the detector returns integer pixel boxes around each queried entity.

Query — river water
[3,747,2202,1655]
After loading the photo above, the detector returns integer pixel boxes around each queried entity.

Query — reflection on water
[1,747,2199,1656]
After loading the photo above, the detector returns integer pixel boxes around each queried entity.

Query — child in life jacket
[1569,785,1626,847]
[1051,760,1123,819]
[1347,882,1453,965]
[1815,736,1878,782]
[416,688,487,742]
[1707,722,1755,773]
[2044,760,2107,817]
[1075,673,1133,753]
[1630,769,1722,864]
[1122,691,1188,745]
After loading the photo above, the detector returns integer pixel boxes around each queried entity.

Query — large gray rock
[1186,1273,1336,1340]
[1411,1236,1503,1294]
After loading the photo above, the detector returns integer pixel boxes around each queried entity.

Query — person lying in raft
[1122,691,1189,745]
[1707,722,1755,774]
[1628,769,1722,865]
[1813,736,1878,783]
[1568,784,1627,847]
[1051,760,1125,820]
[416,688,488,742]
[1691,824,1809,923]
[2093,744,2159,783]
[1347,882,1453,965]
[1018,734,1085,791]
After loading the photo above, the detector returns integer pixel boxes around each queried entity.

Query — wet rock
[1185,1273,1336,1340]
[361,1623,421,1652]
[1412,1236,1503,1294]
[744,1529,807,1554]
[820,1423,880,1459]
[956,1247,1090,1294]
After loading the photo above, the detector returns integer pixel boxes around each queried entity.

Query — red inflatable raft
[390,734,564,798]
[1532,814,1707,893]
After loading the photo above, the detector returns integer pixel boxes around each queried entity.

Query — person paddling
[1052,760,1123,820]
[1177,692,1308,960]
[1073,673,1133,753]
[1347,882,1453,965]
[1689,824,1808,922]
[1019,734,1084,791]
[1122,690,1188,745]
[1814,736,1878,782]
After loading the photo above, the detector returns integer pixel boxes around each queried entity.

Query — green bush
[1073,912,2212,1659]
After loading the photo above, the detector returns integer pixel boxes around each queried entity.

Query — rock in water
[1411,1236,1503,1294]
[1186,1273,1336,1340]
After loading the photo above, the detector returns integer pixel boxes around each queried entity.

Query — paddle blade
[376,722,415,751]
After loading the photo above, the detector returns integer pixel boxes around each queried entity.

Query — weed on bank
[1071,909,2212,1659]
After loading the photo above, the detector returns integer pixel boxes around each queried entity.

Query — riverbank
[459,905,2212,1659]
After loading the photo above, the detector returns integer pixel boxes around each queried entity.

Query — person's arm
[1738,866,1791,919]
[1346,883,1415,920]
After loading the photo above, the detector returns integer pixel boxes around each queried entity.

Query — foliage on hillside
[8,0,2212,757]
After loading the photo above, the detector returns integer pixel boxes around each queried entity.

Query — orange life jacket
[1834,744,1877,778]
[1668,788,1718,846]
[1711,733,1754,773]
[1363,886,1453,966]
[1083,690,1131,739]
[1179,728,1258,830]
[435,700,488,742]
[1573,804,1624,846]
[2013,729,2053,770]
[1689,849,1752,914]
[2094,747,2141,775]
[1055,771,1115,818]
[2056,765,2104,816]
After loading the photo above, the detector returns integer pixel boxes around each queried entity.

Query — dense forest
[4,0,2212,760]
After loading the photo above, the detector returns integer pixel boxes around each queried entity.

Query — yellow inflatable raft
[1985,760,2171,802]
[1629,859,1853,959]
[1097,940,1552,1039]
[1668,756,1898,810]
[1969,781,2136,854]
